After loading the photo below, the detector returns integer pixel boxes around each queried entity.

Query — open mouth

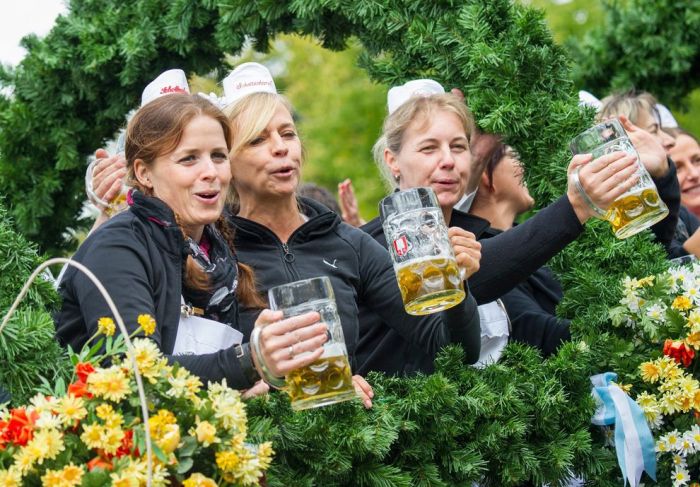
[194,190,220,203]
[272,165,295,177]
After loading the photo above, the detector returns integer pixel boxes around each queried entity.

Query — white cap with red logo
[140,69,190,107]
[387,79,445,115]
[223,62,277,106]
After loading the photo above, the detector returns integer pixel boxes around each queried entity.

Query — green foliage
[0,0,688,483]
[571,0,700,106]
[0,200,70,404]
[247,345,617,486]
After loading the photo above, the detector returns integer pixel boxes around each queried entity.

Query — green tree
[0,0,685,483]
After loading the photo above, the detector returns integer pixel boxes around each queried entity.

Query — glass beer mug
[254,277,355,411]
[570,118,669,239]
[380,187,465,315]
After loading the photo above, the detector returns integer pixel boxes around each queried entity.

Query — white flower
[645,303,667,322]
[672,465,690,486]
[672,453,687,468]
[29,394,56,415]
[660,430,682,452]
[684,286,700,303]
[35,410,62,429]
[678,435,696,456]
[687,424,700,449]
[620,292,643,314]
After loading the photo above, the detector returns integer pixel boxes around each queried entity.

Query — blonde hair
[373,93,476,190]
[224,92,305,208]
[598,90,660,126]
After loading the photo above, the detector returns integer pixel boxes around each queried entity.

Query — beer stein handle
[572,167,608,219]
[250,326,287,389]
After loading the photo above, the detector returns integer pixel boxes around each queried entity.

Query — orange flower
[75,362,96,383]
[87,456,113,472]
[664,339,696,367]
[67,380,92,399]
[0,408,39,448]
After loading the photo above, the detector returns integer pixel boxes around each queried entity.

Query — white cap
[141,69,190,107]
[387,79,445,114]
[223,62,277,106]
[578,90,602,110]
[656,103,678,129]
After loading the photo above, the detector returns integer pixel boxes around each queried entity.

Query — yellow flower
[87,365,131,402]
[127,339,166,383]
[42,463,83,487]
[60,464,84,486]
[183,472,218,487]
[216,450,241,472]
[687,330,700,350]
[192,419,218,447]
[612,381,632,394]
[258,441,274,469]
[96,403,124,428]
[637,276,654,287]
[0,468,22,487]
[97,316,116,336]
[57,394,87,425]
[640,361,661,383]
[138,314,157,336]
[673,296,693,311]
[110,471,139,487]
[31,428,65,461]
[81,423,104,449]
[149,409,181,454]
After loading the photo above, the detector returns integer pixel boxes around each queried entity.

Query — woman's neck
[238,195,305,243]
[468,197,517,231]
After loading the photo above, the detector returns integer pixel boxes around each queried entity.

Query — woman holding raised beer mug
[56,93,331,398]
[355,80,647,374]
[221,63,482,410]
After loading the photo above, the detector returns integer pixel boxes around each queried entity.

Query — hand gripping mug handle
[250,326,287,389]
[572,167,608,219]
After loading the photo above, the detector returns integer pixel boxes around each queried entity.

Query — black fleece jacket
[55,195,259,389]
[228,197,481,372]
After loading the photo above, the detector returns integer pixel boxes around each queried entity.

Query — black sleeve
[470,196,584,304]
[500,287,571,357]
[355,232,481,363]
[64,235,258,389]
[649,157,681,251]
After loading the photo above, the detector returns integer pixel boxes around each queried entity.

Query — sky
[0,0,66,66]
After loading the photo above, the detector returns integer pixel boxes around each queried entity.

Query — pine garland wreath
[0,201,70,404]
[0,0,687,484]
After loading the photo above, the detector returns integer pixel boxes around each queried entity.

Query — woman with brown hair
[55,93,328,391]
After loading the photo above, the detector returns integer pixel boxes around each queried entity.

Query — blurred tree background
[202,0,699,224]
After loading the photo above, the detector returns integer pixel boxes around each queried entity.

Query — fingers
[93,154,127,202]
[352,375,373,409]
[448,227,481,279]
[567,153,594,175]
[241,380,270,400]
[254,310,328,377]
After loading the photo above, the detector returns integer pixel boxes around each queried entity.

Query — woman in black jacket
[56,93,327,392]
[356,83,658,374]
[221,63,482,393]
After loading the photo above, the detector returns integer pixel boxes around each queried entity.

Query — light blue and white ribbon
[590,372,656,487]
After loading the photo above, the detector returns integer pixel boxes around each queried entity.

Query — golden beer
[605,188,668,239]
[396,257,465,316]
[286,349,355,411]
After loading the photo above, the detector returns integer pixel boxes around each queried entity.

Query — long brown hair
[125,93,264,308]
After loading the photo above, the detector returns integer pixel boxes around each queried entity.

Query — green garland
[0,0,693,484]
[0,202,70,404]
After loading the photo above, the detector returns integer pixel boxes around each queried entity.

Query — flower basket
[0,258,273,486]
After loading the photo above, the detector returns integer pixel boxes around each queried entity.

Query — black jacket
[55,195,259,388]
[228,198,480,372]
[480,227,570,357]
[355,197,582,375]
[668,205,700,259]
